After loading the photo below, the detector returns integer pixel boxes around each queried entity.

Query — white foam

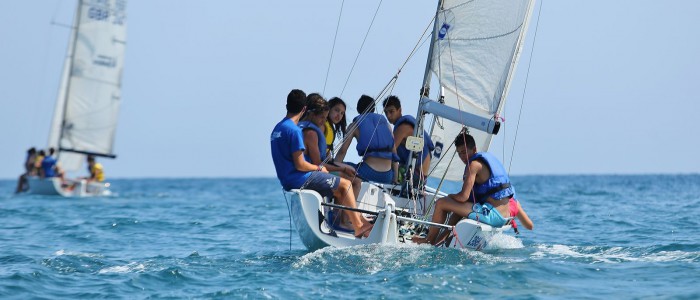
[98,262,146,274]
[484,234,525,250]
[532,244,700,263]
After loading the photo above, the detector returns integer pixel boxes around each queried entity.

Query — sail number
[87,0,126,25]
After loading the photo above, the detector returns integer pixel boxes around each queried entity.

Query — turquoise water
[1,175,699,298]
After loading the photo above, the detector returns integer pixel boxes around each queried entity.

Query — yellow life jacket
[91,163,105,182]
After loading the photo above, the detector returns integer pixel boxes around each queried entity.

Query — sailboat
[289,0,537,251]
[27,0,127,197]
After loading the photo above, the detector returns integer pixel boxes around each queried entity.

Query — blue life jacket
[394,115,435,168]
[41,156,57,178]
[298,121,327,163]
[353,113,396,161]
[469,152,514,203]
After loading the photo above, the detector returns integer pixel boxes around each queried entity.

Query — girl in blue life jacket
[300,94,362,211]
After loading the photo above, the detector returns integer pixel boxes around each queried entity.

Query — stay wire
[322,0,345,96]
[282,190,293,251]
[339,0,384,98]
[508,0,544,174]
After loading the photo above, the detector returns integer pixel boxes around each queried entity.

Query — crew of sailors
[270,89,534,241]
[15,148,105,193]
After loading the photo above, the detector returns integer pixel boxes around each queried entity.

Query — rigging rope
[322,0,345,96]
[339,0,384,98]
[508,0,544,174]
[282,190,293,251]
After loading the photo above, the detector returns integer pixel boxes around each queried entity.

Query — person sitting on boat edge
[299,93,362,229]
[382,95,435,184]
[87,155,105,182]
[324,97,347,159]
[334,95,398,184]
[40,148,65,180]
[270,89,373,238]
[413,131,522,245]
[15,147,37,193]
[33,149,46,176]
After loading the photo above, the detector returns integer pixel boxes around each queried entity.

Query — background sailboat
[28,0,127,197]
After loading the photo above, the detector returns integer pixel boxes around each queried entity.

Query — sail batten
[424,0,535,182]
[48,0,127,172]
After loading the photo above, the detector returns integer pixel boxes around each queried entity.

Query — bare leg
[339,174,362,227]
[333,178,373,238]
[413,197,474,245]
[15,174,27,193]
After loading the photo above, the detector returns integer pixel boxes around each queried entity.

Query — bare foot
[354,222,373,239]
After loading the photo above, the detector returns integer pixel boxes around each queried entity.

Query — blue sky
[1,0,699,179]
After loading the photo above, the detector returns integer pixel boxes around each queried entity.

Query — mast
[53,0,84,161]
[407,0,444,180]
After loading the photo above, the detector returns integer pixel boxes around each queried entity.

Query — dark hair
[27,147,36,154]
[301,93,328,120]
[382,95,401,109]
[38,150,46,156]
[48,147,55,155]
[286,89,307,114]
[306,93,328,114]
[87,155,95,162]
[454,130,476,150]
[357,94,376,114]
[327,97,347,137]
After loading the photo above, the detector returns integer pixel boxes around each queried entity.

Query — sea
[1,175,699,299]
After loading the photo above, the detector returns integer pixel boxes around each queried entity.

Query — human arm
[302,129,323,165]
[292,150,328,173]
[447,161,481,203]
[392,123,413,183]
[516,201,534,230]
[334,122,357,163]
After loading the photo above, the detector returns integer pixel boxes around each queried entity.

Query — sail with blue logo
[423,0,535,181]
[48,0,127,171]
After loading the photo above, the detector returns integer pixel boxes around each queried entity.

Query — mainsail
[48,0,127,171]
[422,0,535,182]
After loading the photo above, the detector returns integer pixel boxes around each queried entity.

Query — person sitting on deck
[324,97,348,159]
[270,89,373,238]
[300,94,363,230]
[413,131,530,245]
[15,147,36,193]
[334,95,397,184]
[87,155,105,182]
[40,148,64,180]
[382,95,435,184]
[33,150,46,176]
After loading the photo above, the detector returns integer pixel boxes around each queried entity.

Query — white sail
[48,0,127,171]
[426,0,535,182]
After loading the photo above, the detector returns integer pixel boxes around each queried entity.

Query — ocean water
[1,175,699,299]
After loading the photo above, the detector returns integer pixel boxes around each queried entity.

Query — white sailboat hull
[289,182,510,251]
[27,177,111,197]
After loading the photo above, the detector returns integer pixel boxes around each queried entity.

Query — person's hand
[342,165,356,177]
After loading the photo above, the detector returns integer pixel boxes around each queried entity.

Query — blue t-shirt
[41,156,57,178]
[270,117,311,190]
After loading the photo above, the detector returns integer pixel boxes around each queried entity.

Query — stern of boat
[288,186,399,251]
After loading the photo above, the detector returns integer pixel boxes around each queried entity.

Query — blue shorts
[347,162,393,184]
[467,202,507,227]
[303,172,341,198]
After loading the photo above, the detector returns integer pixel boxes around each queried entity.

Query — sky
[1,0,699,180]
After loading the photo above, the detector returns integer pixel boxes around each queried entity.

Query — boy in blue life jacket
[334,95,397,184]
[413,131,522,245]
[382,95,435,184]
[270,89,373,238]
